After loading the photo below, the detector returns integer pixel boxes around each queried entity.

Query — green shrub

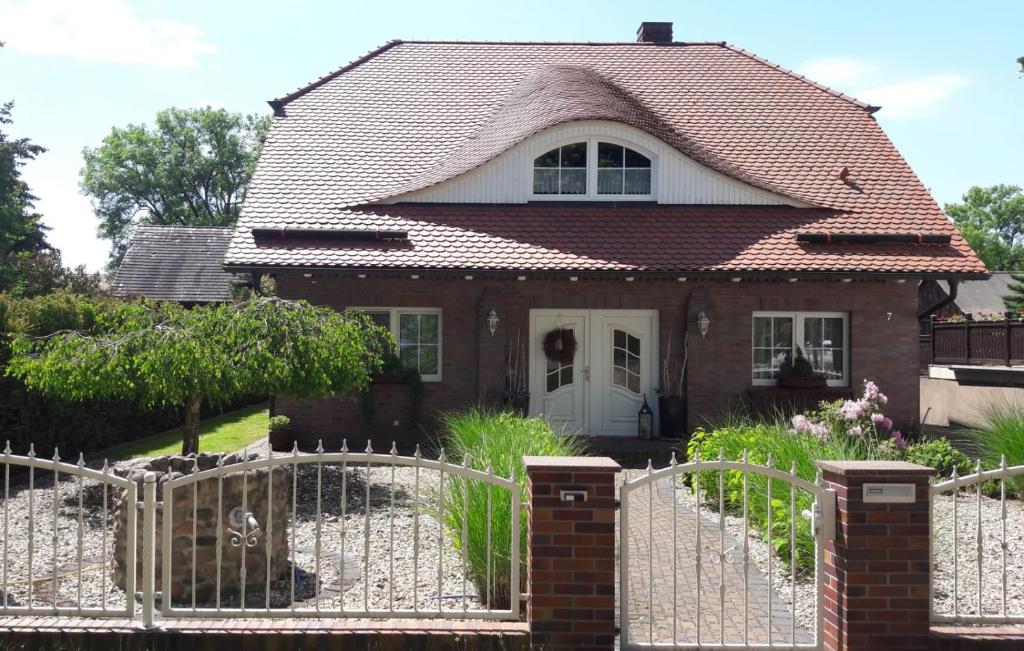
[904,437,972,478]
[686,420,826,574]
[437,407,586,608]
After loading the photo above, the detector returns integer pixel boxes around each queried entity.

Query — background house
[113,226,237,304]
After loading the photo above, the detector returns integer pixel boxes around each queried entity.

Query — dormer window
[532,139,653,200]
[597,142,651,195]
[533,143,587,195]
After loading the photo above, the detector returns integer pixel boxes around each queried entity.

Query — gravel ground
[0,442,501,614]
[931,490,1024,619]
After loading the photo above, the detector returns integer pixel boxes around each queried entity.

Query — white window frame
[529,136,655,201]
[751,311,849,387]
[348,307,443,382]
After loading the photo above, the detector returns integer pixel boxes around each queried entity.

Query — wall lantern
[697,311,710,339]
[1018,55,1024,74]
[487,309,500,336]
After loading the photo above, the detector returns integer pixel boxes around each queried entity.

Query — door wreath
[542,328,577,364]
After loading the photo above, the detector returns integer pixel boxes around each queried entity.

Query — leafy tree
[6,297,389,455]
[0,100,53,292]
[81,107,271,267]
[1003,274,1024,312]
[946,185,1024,271]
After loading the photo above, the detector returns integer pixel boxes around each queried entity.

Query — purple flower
[862,380,888,405]
[871,413,886,425]
[791,414,811,432]
[891,430,907,449]
[809,422,829,439]
[882,417,893,431]
[849,426,863,437]
[840,399,869,421]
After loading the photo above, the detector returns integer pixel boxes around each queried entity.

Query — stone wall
[113,453,289,605]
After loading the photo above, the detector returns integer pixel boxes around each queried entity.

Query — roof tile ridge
[718,42,880,113]
[397,39,725,46]
[268,40,404,114]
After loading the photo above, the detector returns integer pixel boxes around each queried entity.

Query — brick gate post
[817,460,934,651]
[523,456,620,651]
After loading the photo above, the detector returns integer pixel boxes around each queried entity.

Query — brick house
[225,22,985,449]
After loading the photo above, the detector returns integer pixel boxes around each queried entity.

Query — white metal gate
[619,454,834,649]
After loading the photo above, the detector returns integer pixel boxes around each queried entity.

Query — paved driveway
[618,471,813,647]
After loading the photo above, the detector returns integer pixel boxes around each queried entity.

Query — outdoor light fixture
[487,309,499,336]
[697,311,710,339]
[1018,55,1024,74]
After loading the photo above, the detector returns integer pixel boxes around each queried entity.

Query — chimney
[636,22,673,44]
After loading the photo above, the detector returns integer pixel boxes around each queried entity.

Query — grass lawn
[108,402,269,460]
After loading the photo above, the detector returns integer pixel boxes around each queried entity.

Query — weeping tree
[5,297,390,454]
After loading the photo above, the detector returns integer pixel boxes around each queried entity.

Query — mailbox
[862,483,916,503]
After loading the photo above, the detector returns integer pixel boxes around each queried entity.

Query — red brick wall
[274,273,919,446]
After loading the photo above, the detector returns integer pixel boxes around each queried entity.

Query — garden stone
[112,453,289,606]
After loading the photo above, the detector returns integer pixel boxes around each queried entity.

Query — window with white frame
[532,138,653,199]
[752,312,848,386]
[350,308,442,381]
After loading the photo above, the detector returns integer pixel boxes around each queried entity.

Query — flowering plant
[789,380,905,454]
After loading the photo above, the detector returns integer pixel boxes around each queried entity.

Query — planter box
[658,396,686,438]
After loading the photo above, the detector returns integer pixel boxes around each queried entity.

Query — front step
[585,436,685,469]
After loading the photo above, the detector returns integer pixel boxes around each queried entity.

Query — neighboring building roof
[937,272,1018,314]
[113,226,235,302]
[228,39,984,275]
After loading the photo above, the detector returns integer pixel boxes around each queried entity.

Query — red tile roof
[228,40,984,276]
[243,204,980,275]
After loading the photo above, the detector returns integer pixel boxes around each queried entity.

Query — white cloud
[798,57,878,89]
[0,0,216,68]
[858,74,971,119]
[797,56,970,120]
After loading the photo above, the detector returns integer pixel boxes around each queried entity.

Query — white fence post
[142,471,157,629]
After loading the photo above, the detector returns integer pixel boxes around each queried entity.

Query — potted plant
[657,330,687,439]
[268,414,293,452]
[777,346,828,389]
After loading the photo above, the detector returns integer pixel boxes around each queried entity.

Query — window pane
[399,345,417,370]
[418,346,438,375]
[534,148,559,168]
[754,317,771,348]
[627,372,640,393]
[613,367,628,388]
[627,334,640,356]
[753,348,775,379]
[627,354,640,375]
[560,366,573,386]
[597,169,623,194]
[364,311,391,330]
[623,168,651,194]
[399,314,418,345]
[533,168,559,194]
[613,348,627,368]
[418,314,439,344]
[614,330,626,349]
[773,317,792,348]
[624,148,651,168]
[597,142,623,168]
[823,318,844,348]
[804,317,823,348]
[546,371,559,392]
[560,168,586,194]
[561,143,587,167]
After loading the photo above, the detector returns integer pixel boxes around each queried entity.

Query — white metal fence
[1,443,137,618]
[930,457,1024,625]
[0,441,521,626]
[619,453,834,650]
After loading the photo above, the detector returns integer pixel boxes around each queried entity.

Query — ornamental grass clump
[437,407,586,608]
[962,401,1024,497]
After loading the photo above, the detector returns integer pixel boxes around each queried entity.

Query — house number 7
[886,312,894,321]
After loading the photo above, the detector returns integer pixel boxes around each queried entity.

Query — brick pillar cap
[523,455,621,471]
[817,460,934,476]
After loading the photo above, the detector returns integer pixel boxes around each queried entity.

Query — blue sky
[2,0,1022,271]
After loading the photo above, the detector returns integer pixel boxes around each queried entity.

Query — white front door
[529,309,657,436]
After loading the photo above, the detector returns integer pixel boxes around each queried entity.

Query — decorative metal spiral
[228,510,261,548]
